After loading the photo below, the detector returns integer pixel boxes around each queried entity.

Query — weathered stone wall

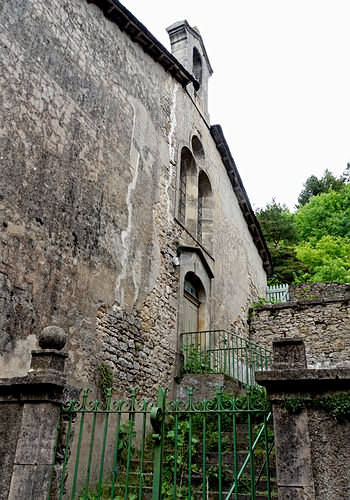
[250,291,350,368]
[289,282,350,301]
[308,408,350,498]
[0,0,266,396]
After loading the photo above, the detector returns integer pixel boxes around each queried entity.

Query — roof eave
[87,0,200,90]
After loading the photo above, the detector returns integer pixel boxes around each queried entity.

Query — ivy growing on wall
[98,363,114,401]
[281,392,350,422]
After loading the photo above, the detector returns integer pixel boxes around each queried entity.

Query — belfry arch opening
[192,47,202,86]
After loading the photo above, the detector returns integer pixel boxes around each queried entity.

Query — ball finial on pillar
[38,326,67,351]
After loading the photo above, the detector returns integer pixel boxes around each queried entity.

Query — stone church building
[0,0,271,396]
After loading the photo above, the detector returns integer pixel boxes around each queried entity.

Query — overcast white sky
[125,1,350,211]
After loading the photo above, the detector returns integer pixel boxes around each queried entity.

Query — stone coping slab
[252,293,350,312]
[0,373,76,404]
[256,367,350,394]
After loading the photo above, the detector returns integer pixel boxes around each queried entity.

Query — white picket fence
[266,283,289,303]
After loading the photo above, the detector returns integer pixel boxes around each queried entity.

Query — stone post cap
[30,326,68,374]
[273,338,306,369]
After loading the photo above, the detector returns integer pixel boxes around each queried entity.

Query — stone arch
[177,246,212,337]
[183,271,207,333]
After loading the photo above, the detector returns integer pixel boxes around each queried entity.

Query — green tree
[256,199,297,248]
[256,200,300,283]
[297,169,347,207]
[295,235,350,283]
[256,183,350,284]
[295,184,350,241]
[269,243,309,284]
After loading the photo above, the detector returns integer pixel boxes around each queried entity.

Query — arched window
[192,47,202,86]
[197,171,213,251]
[178,148,197,233]
[191,135,205,160]
[179,159,187,225]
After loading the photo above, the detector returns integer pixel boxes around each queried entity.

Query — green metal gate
[50,387,274,500]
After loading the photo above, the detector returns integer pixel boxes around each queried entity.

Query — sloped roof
[88,0,200,90]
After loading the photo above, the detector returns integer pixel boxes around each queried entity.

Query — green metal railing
[180,330,273,386]
[52,387,153,500]
[51,387,275,500]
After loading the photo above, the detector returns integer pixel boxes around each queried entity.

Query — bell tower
[167,21,213,123]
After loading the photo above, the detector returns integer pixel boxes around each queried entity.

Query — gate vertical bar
[263,413,272,500]
[247,395,256,499]
[151,388,166,500]
[217,387,223,500]
[124,389,137,500]
[232,400,238,500]
[98,389,113,499]
[202,410,207,500]
[138,401,148,500]
[188,402,193,500]
[82,401,98,499]
[71,389,89,499]
[172,402,179,500]
[111,405,122,499]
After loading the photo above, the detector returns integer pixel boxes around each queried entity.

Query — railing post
[151,388,166,500]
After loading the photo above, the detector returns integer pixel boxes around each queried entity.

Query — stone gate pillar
[0,326,74,500]
[256,338,350,500]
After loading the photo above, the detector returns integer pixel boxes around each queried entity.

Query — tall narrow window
[179,160,187,224]
[192,135,205,160]
[178,148,197,234]
[197,191,203,243]
[198,171,213,251]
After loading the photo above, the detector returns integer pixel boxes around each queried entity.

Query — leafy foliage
[256,199,296,248]
[98,363,114,402]
[295,184,350,241]
[281,392,350,422]
[297,168,348,207]
[255,200,306,283]
[182,345,213,374]
[295,235,350,283]
[268,243,309,284]
[256,170,350,284]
